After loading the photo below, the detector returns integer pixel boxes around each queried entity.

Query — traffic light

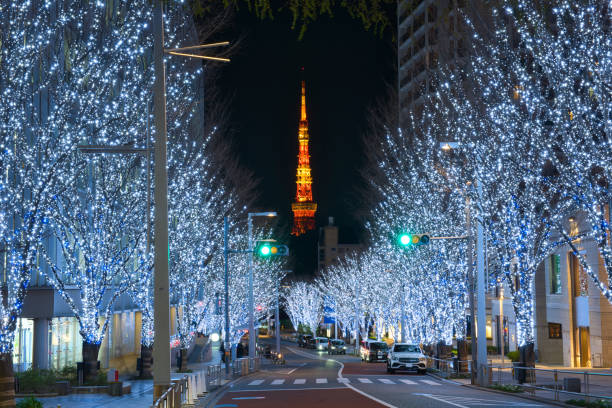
[254,240,289,257]
[398,233,430,247]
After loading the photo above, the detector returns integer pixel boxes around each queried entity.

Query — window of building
[548,323,562,339]
[319,249,325,261]
[549,254,561,294]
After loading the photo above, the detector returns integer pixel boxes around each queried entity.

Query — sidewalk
[21,340,219,408]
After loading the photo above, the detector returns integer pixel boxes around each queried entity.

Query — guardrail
[424,356,476,378]
[151,376,188,408]
[489,364,612,403]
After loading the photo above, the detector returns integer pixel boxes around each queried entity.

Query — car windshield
[370,342,388,350]
[332,340,344,345]
[318,338,328,342]
[394,345,420,353]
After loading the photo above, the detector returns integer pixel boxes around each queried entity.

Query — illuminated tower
[291,79,317,236]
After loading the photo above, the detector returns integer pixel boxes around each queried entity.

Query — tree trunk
[139,344,153,379]
[82,342,100,384]
[178,348,188,372]
[0,353,15,407]
[457,339,469,372]
[518,342,535,384]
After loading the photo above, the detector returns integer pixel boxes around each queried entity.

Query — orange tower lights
[291,79,317,236]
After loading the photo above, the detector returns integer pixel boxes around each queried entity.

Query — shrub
[566,399,612,408]
[16,369,57,394]
[489,384,523,393]
[16,397,43,408]
[506,351,520,362]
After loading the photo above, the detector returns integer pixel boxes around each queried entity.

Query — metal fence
[424,355,612,404]
[489,364,612,403]
[151,357,261,408]
[151,376,188,408]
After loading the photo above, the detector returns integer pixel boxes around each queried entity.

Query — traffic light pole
[248,215,255,364]
[223,217,231,376]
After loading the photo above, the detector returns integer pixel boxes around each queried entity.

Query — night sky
[218,8,395,275]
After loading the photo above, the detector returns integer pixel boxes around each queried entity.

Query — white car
[386,343,427,374]
[314,337,329,351]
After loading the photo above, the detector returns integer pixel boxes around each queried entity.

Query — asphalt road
[209,340,558,408]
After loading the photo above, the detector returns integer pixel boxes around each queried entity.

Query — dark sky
[218,8,395,275]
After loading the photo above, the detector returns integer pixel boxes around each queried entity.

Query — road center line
[285,346,399,408]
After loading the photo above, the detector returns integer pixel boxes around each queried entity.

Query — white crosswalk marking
[316,378,328,384]
[378,378,395,384]
[337,378,350,383]
[399,379,417,385]
[248,379,264,386]
[293,379,306,385]
[271,379,285,385]
[420,379,441,386]
[358,378,373,383]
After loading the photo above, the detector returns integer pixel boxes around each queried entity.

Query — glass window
[370,342,388,351]
[394,344,420,353]
[548,323,562,339]
[550,254,561,294]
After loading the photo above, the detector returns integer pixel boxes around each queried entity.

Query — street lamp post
[247,212,277,363]
[440,142,486,385]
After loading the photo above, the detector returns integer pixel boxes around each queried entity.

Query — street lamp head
[439,141,459,151]
[248,211,278,218]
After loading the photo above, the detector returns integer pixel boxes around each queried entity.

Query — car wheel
[418,369,426,375]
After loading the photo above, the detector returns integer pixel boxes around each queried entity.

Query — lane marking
[420,379,441,386]
[229,386,347,392]
[337,378,350,383]
[378,378,395,384]
[247,379,264,386]
[358,378,373,383]
[293,379,306,384]
[316,378,328,384]
[286,346,398,408]
[399,379,417,385]
[413,393,469,408]
[286,363,307,374]
[271,379,285,385]
[232,396,266,400]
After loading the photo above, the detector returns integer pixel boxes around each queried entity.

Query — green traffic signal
[397,233,430,247]
[254,240,289,257]
[399,234,411,246]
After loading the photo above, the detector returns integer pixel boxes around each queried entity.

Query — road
[208,340,557,408]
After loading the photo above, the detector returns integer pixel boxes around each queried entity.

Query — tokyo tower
[291,79,317,236]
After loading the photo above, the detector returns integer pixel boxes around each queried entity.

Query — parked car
[313,337,329,351]
[297,334,312,348]
[386,343,426,374]
[360,339,389,363]
[328,339,347,355]
[306,336,317,349]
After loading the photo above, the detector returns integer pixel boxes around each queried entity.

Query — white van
[314,337,329,351]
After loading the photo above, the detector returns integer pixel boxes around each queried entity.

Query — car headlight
[343,346,347,349]
[332,346,336,349]
[419,357,427,363]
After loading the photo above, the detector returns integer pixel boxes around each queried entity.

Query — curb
[463,384,572,407]
[198,373,254,408]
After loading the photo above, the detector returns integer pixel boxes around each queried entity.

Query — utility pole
[223,217,231,376]
[476,182,487,386]
[152,0,171,400]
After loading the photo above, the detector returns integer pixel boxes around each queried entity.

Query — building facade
[317,217,362,275]
[489,214,612,368]
[398,0,467,127]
